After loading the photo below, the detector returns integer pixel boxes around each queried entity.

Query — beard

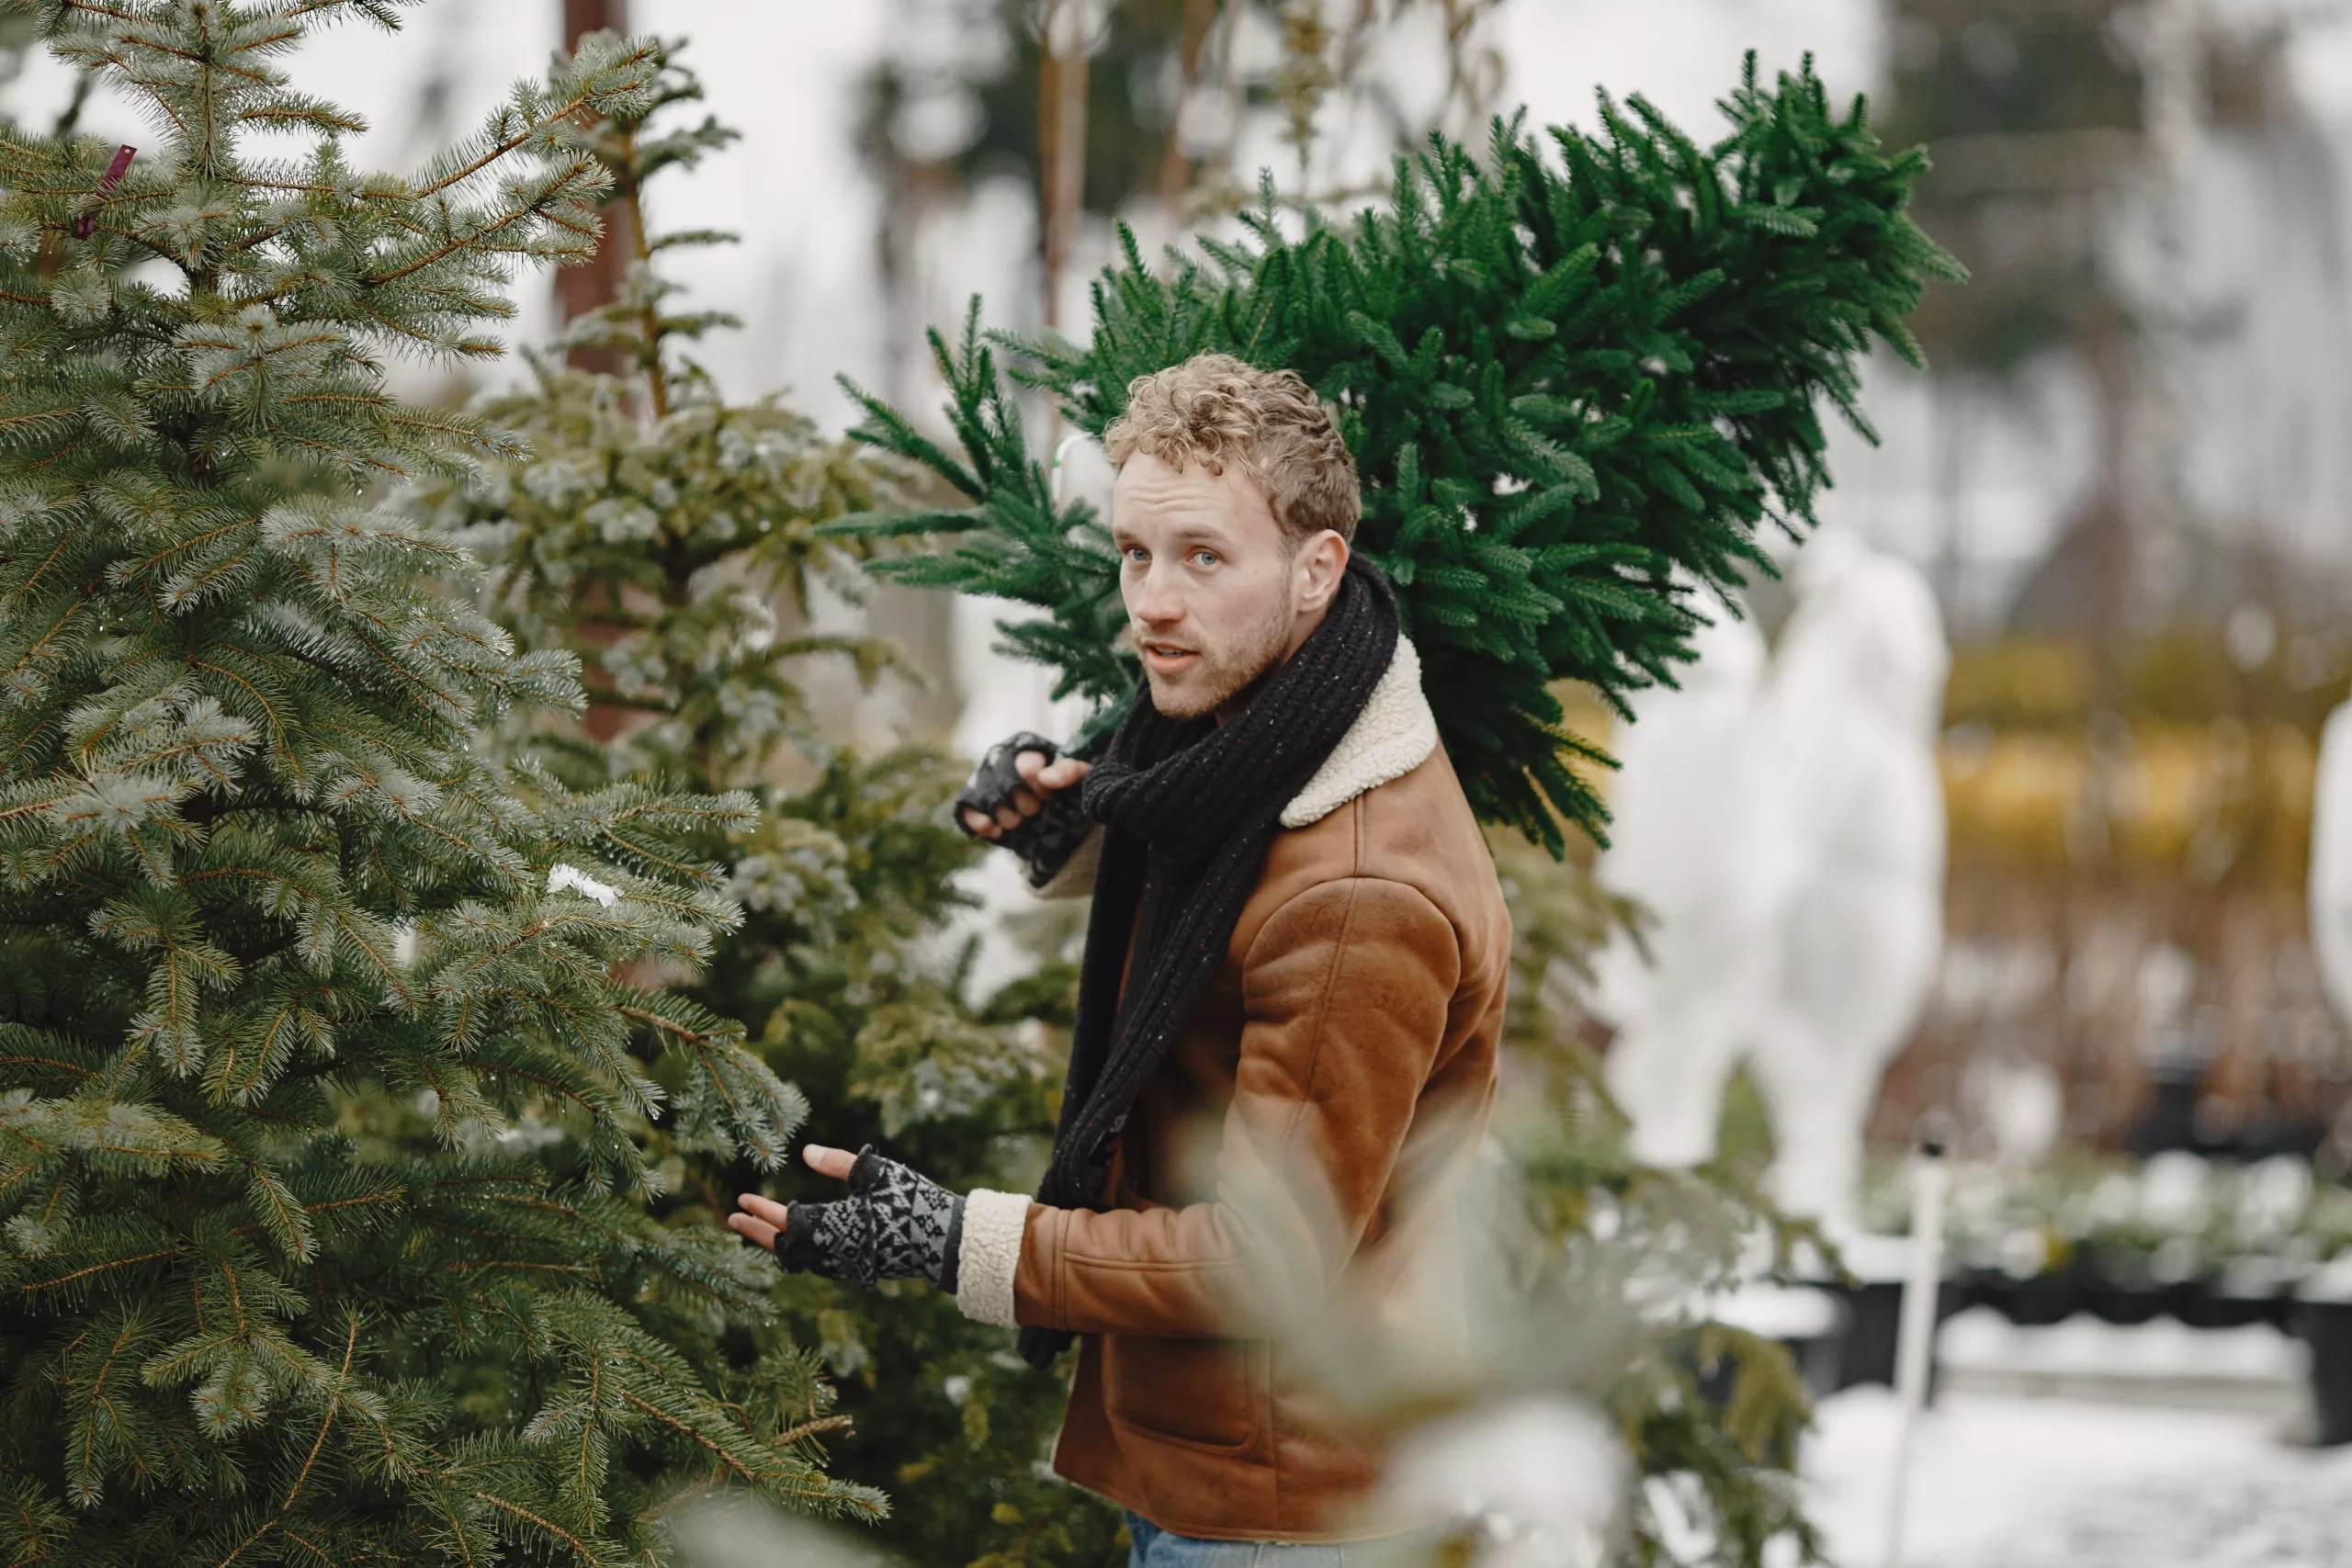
[1137,597,1295,720]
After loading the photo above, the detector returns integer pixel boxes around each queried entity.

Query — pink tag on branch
[72,145,137,241]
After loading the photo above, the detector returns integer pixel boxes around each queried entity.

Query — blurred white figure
[1382,1398,1627,1568]
[2310,700,2352,1030]
[669,1494,890,1568]
[1964,1056,2065,1165]
[1750,528,1949,1232]
[1594,599,1788,1169]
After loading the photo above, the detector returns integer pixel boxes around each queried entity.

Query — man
[729,354,1510,1556]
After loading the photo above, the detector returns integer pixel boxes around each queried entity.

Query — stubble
[1139,595,1296,721]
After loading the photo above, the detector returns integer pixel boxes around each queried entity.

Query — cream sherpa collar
[1280,635,1440,829]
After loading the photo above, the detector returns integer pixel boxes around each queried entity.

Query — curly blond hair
[1102,353,1360,545]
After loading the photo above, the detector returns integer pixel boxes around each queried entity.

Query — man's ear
[1294,530,1350,614]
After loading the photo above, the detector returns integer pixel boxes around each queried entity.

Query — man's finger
[962,807,1001,838]
[737,1192,791,1228]
[1037,757,1091,790]
[1014,750,1050,784]
[1013,790,1042,818]
[728,1211,780,1250]
[802,1144,858,1180]
[993,803,1022,829]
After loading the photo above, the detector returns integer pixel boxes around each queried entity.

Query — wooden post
[1036,0,1094,333]
[1156,0,1220,217]
[557,0,633,377]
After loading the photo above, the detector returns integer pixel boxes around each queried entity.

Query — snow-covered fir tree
[0,6,880,1561]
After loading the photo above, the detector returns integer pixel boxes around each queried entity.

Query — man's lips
[1139,642,1198,675]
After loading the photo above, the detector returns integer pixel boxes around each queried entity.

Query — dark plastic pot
[1981,1266,2086,1326]
[2300,1301,2352,1449]
[1783,1307,1854,1402]
[1828,1280,1965,1393]
[1832,1280,1903,1390]
[2083,1283,2166,1325]
[2166,1281,2278,1330]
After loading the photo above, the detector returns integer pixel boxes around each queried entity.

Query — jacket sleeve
[1028,824,1102,898]
[1005,874,1462,1339]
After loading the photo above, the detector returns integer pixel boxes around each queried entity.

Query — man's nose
[1129,560,1186,626]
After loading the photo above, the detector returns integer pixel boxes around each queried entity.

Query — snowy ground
[1803,1323,2352,1568]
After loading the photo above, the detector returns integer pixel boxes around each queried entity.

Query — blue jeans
[1125,1511,1364,1568]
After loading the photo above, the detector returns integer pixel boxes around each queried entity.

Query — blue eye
[1125,547,1148,564]
[1192,550,1218,567]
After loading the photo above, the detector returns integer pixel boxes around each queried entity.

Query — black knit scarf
[1019,555,1399,1368]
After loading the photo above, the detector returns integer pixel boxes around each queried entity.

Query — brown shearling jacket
[950,639,1511,1542]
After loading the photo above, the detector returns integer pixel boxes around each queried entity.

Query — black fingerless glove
[954,730,1093,889]
[772,1145,965,1291]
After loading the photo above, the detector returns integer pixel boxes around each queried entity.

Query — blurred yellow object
[1942,721,2316,886]
[1944,637,2095,729]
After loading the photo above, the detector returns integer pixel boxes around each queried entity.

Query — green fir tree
[408,38,1126,1568]
[0,6,880,1562]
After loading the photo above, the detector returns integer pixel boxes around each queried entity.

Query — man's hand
[961,748,1092,839]
[953,732,1095,887]
[727,1144,855,1250]
[730,1144,965,1291]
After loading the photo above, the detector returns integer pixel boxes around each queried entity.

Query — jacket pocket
[1102,1334,1261,1452]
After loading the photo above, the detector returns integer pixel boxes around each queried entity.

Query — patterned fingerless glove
[772,1145,965,1291]
[954,731,1094,890]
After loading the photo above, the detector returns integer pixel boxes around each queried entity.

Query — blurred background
[12,0,2333,1168]
[17,1,2352,1562]
[25,0,2346,1169]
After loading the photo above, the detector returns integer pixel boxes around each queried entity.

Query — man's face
[1111,452,1345,720]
